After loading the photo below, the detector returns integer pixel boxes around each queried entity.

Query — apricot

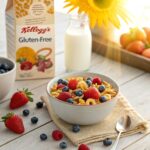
[130,27,146,42]
[126,41,145,54]
[142,48,150,58]
[120,33,132,48]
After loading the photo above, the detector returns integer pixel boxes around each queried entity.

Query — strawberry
[20,61,33,70]
[92,77,102,85]
[84,87,100,100]
[57,83,65,89]
[68,79,78,90]
[78,144,90,150]
[2,113,25,134]
[10,88,33,109]
[57,92,72,101]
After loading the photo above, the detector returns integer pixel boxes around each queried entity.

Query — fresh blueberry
[23,109,30,116]
[62,86,69,92]
[62,80,68,85]
[99,96,107,103]
[36,102,43,109]
[57,79,63,84]
[59,141,67,149]
[66,98,74,104]
[98,85,105,92]
[87,77,92,81]
[31,116,38,124]
[86,80,92,87]
[0,63,11,71]
[40,133,48,141]
[0,69,6,74]
[72,124,80,133]
[103,138,112,146]
[74,90,83,96]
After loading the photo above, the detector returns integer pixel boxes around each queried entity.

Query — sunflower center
[93,0,113,8]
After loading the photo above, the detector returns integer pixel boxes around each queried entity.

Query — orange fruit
[142,48,150,58]
[120,33,132,48]
[126,41,145,54]
[16,47,37,65]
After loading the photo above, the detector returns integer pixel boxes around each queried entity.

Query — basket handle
[36,48,52,58]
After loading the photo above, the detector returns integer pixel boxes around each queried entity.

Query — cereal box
[5,0,55,80]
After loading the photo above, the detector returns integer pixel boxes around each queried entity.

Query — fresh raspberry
[78,144,90,150]
[84,87,100,100]
[57,84,65,89]
[68,79,78,90]
[57,92,72,101]
[92,77,102,85]
[52,130,64,141]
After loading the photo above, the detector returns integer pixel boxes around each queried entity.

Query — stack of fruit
[120,27,150,58]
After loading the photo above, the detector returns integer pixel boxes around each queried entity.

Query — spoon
[111,115,131,150]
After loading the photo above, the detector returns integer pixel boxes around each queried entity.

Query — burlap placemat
[42,95,149,146]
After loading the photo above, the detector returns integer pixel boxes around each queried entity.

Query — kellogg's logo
[21,26,51,34]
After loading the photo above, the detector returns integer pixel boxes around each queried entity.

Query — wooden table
[0,13,150,150]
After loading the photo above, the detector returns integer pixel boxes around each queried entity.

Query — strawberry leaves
[23,88,34,102]
[1,112,14,122]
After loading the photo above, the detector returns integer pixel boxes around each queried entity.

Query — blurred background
[0,0,150,53]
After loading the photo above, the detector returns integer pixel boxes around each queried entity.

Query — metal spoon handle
[111,131,122,150]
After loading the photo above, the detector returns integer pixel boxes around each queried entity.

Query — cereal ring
[78,99,86,105]
[51,92,59,97]
[105,94,111,100]
[77,81,88,90]
[86,99,97,105]
[51,84,57,91]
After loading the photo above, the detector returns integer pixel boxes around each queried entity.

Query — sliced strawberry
[2,113,25,134]
[92,77,102,85]
[20,61,33,70]
[57,84,65,89]
[68,79,78,90]
[10,88,33,109]
[57,92,72,101]
[84,87,100,100]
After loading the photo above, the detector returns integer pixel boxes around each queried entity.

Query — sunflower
[64,0,131,28]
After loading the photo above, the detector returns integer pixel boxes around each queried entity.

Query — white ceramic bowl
[47,72,119,125]
[0,57,16,100]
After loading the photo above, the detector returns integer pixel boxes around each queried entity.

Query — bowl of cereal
[47,72,119,125]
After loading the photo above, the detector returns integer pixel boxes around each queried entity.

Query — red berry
[84,87,100,100]
[57,92,72,101]
[68,79,78,90]
[20,61,33,70]
[2,113,25,134]
[78,144,90,150]
[92,77,102,85]
[10,88,33,109]
[57,84,65,89]
[52,130,63,141]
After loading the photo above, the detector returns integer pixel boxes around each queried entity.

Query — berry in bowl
[47,72,119,125]
[0,57,16,100]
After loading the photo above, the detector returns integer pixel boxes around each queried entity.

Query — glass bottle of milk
[64,14,92,71]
